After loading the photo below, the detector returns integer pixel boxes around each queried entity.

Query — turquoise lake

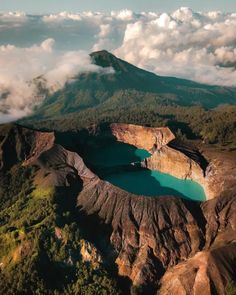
[86,142,206,202]
[105,170,206,201]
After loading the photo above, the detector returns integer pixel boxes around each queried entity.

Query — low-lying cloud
[0,38,112,123]
[0,8,235,122]
[114,8,236,85]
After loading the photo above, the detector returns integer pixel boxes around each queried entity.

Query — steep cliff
[159,193,236,295]
[77,173,236,292]
[141,145,205,187]
[110,123,175,151]
[159,242,236,295]
[109,124,234,201]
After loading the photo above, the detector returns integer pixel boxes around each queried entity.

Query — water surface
[86,141,151,167]
[105,170,206,201]
[86,141,206,201]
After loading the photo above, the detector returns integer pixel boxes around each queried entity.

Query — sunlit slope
[30,50,236,120]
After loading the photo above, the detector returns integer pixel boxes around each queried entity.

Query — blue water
[86,141,206,202]
[105,170,206,201]
[86,142,151,167]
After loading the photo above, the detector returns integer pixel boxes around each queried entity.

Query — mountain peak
[90,50,117,67]
[90,50,138,73]
[90,49,113,57]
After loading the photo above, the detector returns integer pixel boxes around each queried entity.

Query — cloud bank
[0,39,111,123]
[114,8,236,86]
[0,8,235,122]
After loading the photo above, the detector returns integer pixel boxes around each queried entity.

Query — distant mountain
[28,50,236,120]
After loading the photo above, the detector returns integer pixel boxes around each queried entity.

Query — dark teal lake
[86,142,206,201]
[86,142,151,167]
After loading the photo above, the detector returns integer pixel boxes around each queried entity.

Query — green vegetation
[0,164,120,295]
[32,187,55,199]
[226,281,236,295]
[29,50,236,120]
[25,104,236,150]
[19,51,236,151]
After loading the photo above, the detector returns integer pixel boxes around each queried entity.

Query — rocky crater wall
[110,123,230,200]
[1,123,235,294]
[110,123,175,151]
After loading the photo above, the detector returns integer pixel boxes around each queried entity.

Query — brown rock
[110,123,175,151]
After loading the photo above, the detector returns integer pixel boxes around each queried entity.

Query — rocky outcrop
[202,193,236,248]
[140,143,236,200]
[142,145,203,178]
[77,178,236,291]
[142,145,205,184]
[22,130,55,166]
[158,241,236,295]
[80,239,103,269]
[110,123,175,151]
[158,192,236,295]
[0,124,54,170]
[110,124,236,201]
[77,123,236,292]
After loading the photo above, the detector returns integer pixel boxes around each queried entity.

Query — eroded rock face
[0,124,55,170]
[22,131,55,166]
[32,144,97,190]
[111,124,211,198]
[77,123,236,292]
[78,182,206,286]
[110,123,175,151]
[140,143,236,201]
[158,192,236,295]
[202,193,236,248]
[142,145,205,183]
[159,225,236,295]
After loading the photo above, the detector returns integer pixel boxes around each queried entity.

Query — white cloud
[111,9,134,21]
[0,39,112,123]
[0,8,236,123]
[42,11,105,23]
[0,11,27,22]
[113,7,236,86]
[172,7,195,21]
[0,11,28,31]
[42,11,82,22]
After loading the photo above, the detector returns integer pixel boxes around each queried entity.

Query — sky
[0,2,236,122]
[1,0,236,14]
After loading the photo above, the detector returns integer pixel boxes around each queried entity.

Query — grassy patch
[32,186,55,199]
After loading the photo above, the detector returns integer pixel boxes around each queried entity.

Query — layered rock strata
[110,123,175,151]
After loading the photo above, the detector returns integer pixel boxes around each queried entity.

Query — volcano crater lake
[85,141,206,202]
